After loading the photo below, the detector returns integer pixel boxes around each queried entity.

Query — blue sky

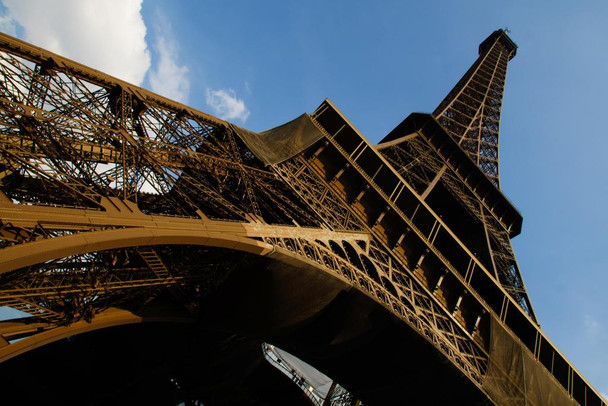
[1,0,606,397]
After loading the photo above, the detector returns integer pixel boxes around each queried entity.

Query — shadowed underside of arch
[0,242,489,406]
[0,203,489,404]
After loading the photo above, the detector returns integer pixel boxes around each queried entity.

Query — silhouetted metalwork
[378,30,534,323]
[0,30,604,406]
[433,30,515,187]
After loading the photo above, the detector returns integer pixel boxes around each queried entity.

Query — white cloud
[0,0,150,85]
[0,1,250,118]
[206,88,250,122]
[148,16,189,103]
[583,314,604,341]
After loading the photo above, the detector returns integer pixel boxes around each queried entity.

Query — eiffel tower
[0,30,604,405]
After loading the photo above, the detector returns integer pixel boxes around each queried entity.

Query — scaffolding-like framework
[0,30,604,406]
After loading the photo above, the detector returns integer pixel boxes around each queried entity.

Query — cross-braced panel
[433,30,516,187]
[0,31,605,406]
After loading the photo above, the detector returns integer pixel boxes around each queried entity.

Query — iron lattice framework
[378,30,535,323]
[0,31,605,406]
[433,30,516,187]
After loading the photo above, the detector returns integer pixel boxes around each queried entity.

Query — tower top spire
[479,29,517,60]
[433,29,517,188]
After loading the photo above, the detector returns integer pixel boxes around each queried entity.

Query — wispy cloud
[584,314,603,341]
[206,88,250,122]
[1,0,150,85]
[0,13,16,36]
[148,14,189,103]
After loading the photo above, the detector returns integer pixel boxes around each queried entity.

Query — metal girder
[378,120,536,319]
[303,99,604,406]
[0,30,604,406]
[433,30,515,188]
[0,200,368,273]
[0,307,195,363]
[276,128,488,385]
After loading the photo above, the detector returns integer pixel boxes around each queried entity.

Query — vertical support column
[322,381,338,406]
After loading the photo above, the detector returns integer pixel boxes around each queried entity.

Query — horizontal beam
[0,199,369,274]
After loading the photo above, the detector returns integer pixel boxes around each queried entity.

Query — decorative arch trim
[0,308,195,363]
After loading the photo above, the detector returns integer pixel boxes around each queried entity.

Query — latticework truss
[378,30,535,321]
[379,132,536,319]
[433,29,516,187]
[0,31,605,406]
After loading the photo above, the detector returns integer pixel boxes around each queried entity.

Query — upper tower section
[433,29,516,188]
